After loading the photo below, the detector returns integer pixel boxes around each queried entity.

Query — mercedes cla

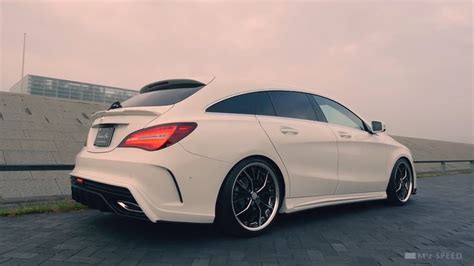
[71,78,416,236]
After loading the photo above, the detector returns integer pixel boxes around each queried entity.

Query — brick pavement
[0,174,473,265]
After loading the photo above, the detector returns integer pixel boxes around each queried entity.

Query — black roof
[140,79,205,94]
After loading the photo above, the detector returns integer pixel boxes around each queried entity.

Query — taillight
[119,122,197,151]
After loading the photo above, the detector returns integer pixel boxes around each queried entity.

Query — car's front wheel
[216,158,281,237]
[387,158,413,205]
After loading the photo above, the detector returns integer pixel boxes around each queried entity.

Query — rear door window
[267,91,318,121]
[121,87,201,107]
[206,92,275,116]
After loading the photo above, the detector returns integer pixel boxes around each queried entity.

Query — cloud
[0,1,472,143]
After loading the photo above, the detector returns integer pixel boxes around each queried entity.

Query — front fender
[386,146,417,193]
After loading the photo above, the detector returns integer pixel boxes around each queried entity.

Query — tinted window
[268,91,317,121]
[122,87,201,107]
[313,95,365,130]
[206,92,275,116]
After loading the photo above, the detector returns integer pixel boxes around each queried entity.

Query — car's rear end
[70,79,232,223]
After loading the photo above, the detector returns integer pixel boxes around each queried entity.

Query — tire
[215,158,281,237]
[387,158,413,206]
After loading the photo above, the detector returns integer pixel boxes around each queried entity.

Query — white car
[71,78,416,236]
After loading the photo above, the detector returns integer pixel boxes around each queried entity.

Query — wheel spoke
[242,170,254,191]
[401,169,408,181]
[258,189,275,197]
[256,201,263,226]
[236,199,253,216]
[395,182,402,192]
[256,171,269,193]
[396,166,402,179]
[250,166,257,181]
[233,193,248,201]
[236,178,250,192]
[259,200,273,211]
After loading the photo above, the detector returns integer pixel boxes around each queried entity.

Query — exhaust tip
[117,201,143,213]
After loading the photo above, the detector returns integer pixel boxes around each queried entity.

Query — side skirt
[281,191,387,213]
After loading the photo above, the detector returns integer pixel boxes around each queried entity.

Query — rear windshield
[121,87,201,107]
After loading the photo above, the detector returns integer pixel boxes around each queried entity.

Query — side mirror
[371,121,386,133]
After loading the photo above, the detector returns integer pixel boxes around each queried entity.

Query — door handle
[280,127,299,135]
[338,131,352,138]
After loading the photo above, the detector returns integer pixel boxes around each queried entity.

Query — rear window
[121,87,201,107]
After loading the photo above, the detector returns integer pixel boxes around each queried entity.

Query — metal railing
[0,164,74,171]
[413,160,474,173]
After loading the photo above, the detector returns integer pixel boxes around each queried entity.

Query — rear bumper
[71,176,148,220]
[70,144,231,223]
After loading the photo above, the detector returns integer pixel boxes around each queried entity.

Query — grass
[0,200,87,217]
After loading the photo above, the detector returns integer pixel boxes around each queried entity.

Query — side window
[313,95,365,130]
[268,91,317,121]
[206,92,275,116]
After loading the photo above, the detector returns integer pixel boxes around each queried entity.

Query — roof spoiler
[140,79,205,94]
[91,108,161,120]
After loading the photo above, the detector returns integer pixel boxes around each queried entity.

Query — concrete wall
[393,136,474,172]
[0,91,105,165]
[0,92,105,204]
[0,91,472,204]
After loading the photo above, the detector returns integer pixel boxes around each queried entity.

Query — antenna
[21,33,26,78]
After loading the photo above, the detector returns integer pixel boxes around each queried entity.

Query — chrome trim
[117,200,143,213]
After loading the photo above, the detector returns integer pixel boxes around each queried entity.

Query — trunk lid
[86,106,172,153]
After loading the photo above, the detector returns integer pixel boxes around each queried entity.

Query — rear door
[312,95,388,194]
[257,91,339,198]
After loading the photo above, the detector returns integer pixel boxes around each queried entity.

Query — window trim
[204,90,370,132]
[262,91,277,116]
[306,94,327,123]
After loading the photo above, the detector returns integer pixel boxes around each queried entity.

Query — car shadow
[88,198,404,244]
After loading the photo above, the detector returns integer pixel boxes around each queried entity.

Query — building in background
[9,74,138,104]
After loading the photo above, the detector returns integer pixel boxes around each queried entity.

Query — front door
[312,95,388,194]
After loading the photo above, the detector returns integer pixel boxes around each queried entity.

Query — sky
[1,1,473,144]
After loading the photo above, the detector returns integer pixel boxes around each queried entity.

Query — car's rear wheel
[216,158,281,237]
[387,158,413,205]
